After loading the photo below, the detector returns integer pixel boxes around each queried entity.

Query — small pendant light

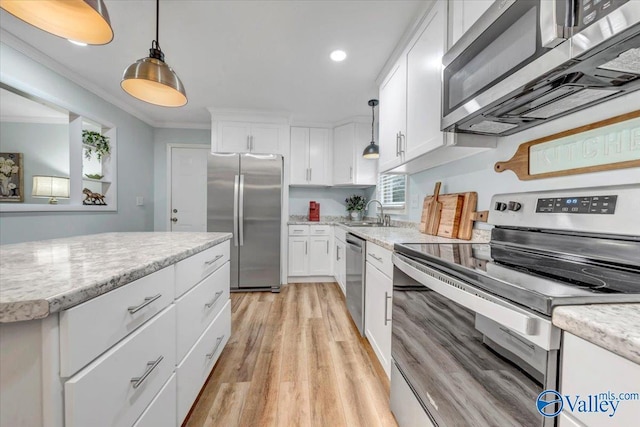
[121,0,187,107]
[0,0,113,45]
[362,99,379,159]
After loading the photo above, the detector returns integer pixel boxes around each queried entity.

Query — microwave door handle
[539,0,570,48]
[392,254,538,337]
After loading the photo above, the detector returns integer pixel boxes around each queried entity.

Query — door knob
[171,217,178,223]
[172,209,178,213]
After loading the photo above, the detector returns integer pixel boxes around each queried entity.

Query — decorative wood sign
[494,111,640,180]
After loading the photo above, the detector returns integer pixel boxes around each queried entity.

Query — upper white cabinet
[377,0,495,174]
[333,122,377,186]
[379,58,407,172]
[290,127,331,186]
[448,0,493,47]
[215,121,282,154]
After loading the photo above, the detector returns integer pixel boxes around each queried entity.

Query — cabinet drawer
[289,225,309,236]
[65,305,176,427]
[175,241,230,297]
[177,300,231,424]
[366,242,393,278]
[133,374,176,427]
[60,266,174,377]
[310,225,331,236]
[176,262,230,362]
[334,226,347,242]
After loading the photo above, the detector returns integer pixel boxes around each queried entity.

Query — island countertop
[0,232,232,323]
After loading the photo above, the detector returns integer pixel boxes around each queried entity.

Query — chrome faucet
[366,199,385,225]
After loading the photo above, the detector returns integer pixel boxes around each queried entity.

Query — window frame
[377,173,407,213]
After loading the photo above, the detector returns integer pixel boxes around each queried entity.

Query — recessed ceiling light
[68,39,88,47]
[330,50,347,62]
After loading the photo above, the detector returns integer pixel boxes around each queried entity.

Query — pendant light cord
[371,104,375,141]
[155,0,160,48]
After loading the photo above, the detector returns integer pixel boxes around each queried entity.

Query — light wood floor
[184,282,398,427]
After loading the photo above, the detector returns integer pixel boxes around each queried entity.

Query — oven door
[391,253,560,427]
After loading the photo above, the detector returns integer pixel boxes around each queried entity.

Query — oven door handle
[393,254,538,336]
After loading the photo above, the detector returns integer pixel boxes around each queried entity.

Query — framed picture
[0,153,24,202]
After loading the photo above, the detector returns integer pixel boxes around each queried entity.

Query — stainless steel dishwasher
[345,233,366,335]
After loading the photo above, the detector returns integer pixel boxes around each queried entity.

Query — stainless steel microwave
[441,0,640,136]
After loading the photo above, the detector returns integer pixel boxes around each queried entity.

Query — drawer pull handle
[206,335,225,360]
[205,254,224,266]
[205,291,224,309]
[127,294,162,314]
[368,253,383,262]
[130,355,163,389]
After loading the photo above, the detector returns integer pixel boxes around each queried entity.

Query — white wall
[153,128,210,230]
[0,43,155,244]
[289,187,369,217]
[389,92,640,222]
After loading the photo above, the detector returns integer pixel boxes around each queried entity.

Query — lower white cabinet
[133,374,176,427]
[65,305,177,427]
[365,261,393,377]
[560,332,640,427]
[177,300,231,424]
[288,225,333,278]
[334,238,346,295]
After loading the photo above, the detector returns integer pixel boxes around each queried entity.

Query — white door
[250,125,280,153]
[309,236,331,275]
[379,59,407,172]
[288,237,309,276]
[308,128,328,185]
[333,123,354,185]
[218,122,250,152]
[290,127,309,185]
[365,262,393,377]
[170,147,208,231]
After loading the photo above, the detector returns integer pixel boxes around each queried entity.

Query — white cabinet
[334,227,347,296]
[287,225,333,278]
[379,58,407,172]
[448,0,493,47]
[214,121,283,154]
[364,243,393,377]
[332,122,377,186]
[290,127,330,186]
[560,332,640,427]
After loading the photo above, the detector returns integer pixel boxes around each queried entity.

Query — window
[378,174,406,210]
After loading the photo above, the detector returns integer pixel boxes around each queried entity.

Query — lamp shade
[0,0,114,45]
[362,142,379,159]
[32,176,70,203]
[121,57,187,107]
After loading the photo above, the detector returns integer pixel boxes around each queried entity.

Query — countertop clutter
[0,232,232,323]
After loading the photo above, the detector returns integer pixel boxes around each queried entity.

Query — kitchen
[0,0,639,426]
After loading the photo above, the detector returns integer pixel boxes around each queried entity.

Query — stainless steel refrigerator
[207,153,282,291]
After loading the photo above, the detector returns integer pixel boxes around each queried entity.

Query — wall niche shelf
[0,83,117,213]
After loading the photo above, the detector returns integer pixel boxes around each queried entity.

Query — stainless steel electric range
[390,184,640,427]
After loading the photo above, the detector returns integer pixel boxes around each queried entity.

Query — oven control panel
[535,195,617,214]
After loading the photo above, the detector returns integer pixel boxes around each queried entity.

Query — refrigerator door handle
[233,175,239,247]
[239,174,245,246]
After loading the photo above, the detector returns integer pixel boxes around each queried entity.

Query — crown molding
[153,120,211,130]
[0,29,162,128]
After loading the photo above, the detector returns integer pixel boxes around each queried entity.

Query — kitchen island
[0,232,232,427]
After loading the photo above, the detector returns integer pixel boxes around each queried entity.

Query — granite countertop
[0,232,232,323]
[553,304,640,365]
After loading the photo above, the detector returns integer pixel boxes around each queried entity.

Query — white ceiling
[0,0,426,128]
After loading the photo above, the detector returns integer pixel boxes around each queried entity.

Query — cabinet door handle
[309,168,312,181]
[327,240,329,254]
[130,355,163,389]
[368,252,383,262]
[205,290,224,309]
[399,132,405,155]
[204,254,224,266]
[206,335,225,359]
[349,166,353,180]
[246,135,251,150]
[336,245,340,261]
[395,132,400,156]
[250,135,254,151]
[384,292,392,326]
[305,241,308,254]
[127,294,162,314]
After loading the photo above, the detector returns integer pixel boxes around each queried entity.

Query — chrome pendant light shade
[0,0,113,45]
[121,0,187,107]
[363,99,379,159]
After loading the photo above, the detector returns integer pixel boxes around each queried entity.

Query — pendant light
[121,0,187,107]
[0,0,113,45]
[362,99,379,159]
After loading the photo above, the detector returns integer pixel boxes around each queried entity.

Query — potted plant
[345,194,367,221]
[82,130,110,160]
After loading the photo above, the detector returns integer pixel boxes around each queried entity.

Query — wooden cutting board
[420,194,464,238]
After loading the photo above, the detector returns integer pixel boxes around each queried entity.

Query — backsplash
[289,187,369,216]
